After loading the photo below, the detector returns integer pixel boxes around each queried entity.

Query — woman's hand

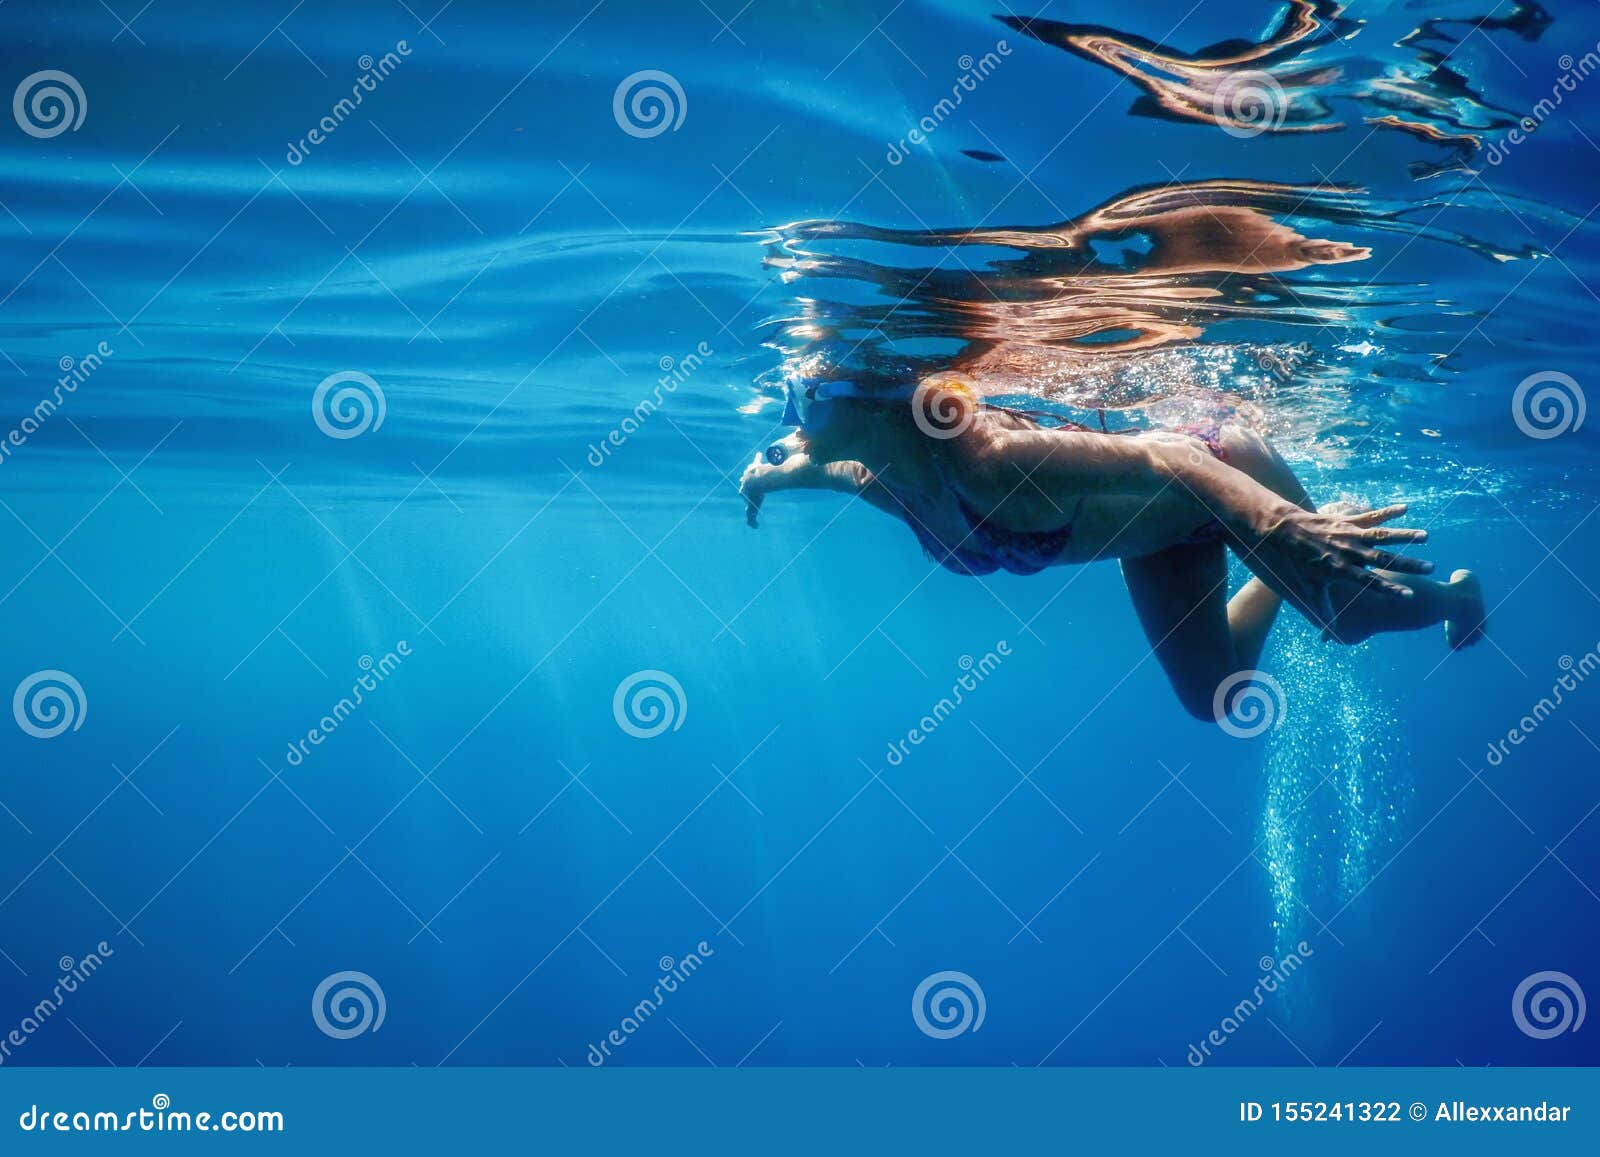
[739,433,812,528]
[740,434,878,527]
[1235,501,1433,628]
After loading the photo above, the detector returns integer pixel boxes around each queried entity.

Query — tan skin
[740,380,1485,722]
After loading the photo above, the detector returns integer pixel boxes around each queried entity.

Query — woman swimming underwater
[739,374,1486,722]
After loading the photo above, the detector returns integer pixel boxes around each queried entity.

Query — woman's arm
[739,435,902,527]
[922,382,1433,626]
[936,398,1295,530]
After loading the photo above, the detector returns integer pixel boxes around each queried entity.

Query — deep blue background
[0,0,1596,1067]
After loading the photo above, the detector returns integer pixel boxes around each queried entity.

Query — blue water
[0,0,1597,1068]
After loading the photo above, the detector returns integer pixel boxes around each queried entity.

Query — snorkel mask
[777,345,919,430]
[770,379,901,464]
[765,345,919,463]
[766,382,853,466]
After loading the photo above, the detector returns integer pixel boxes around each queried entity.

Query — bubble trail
[1260,621,1409,962]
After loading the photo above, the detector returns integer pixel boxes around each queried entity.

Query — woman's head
[793,395,894,464]
[787,370,980,466]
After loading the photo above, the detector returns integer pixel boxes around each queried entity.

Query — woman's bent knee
[1170,673,1227,724]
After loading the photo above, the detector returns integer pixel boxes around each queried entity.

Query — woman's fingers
[1339,506,1427,543]
[1344,503,1408,526]
[1357,525,1428,545]
[1361,550,1435,575]
[1334,528,1432,573]
[741,455,767,528]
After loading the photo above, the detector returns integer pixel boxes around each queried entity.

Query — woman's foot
[1445,569,1486,650]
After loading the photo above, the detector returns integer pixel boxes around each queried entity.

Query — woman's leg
[1121,428,1317,719]
[1323,569,1484,647]
[1125,425,1488,720]
[1226,575,1282,671]
[1219,425,1485,649]
[1207,426,1306,671]
[1122,541,1250,721]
